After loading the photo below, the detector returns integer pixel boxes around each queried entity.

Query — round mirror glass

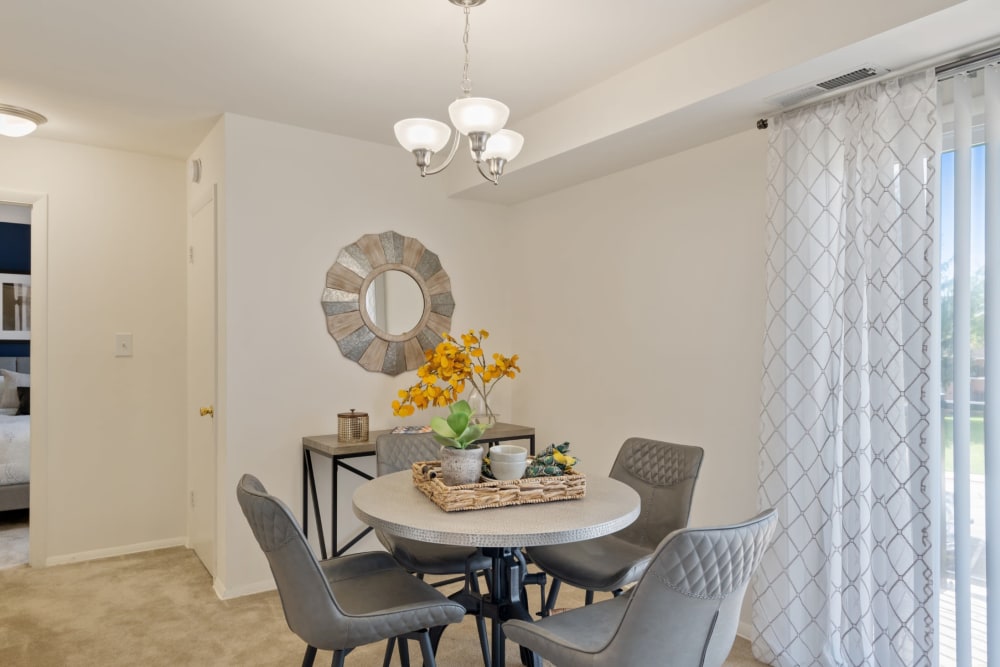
[365,269,425,336]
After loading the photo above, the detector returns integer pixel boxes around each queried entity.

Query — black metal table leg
[331,458,338,560]
[333,461,374,557]
[477,547,536,667]
[304,450,327,560]
[302,451,309,538]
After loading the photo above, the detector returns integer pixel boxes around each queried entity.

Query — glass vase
[467,389,498,425]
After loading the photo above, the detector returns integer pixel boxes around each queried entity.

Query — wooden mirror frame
[321,231,454,375]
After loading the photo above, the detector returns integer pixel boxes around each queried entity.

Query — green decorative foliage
[430,400,489,449]
[523,442,578,478]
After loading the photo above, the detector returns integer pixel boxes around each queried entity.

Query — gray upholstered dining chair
[505,509,778,667]
[526,437,704,613]
[236,474,465,667]
[375,432,493,663]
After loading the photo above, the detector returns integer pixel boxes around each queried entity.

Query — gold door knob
[199,406,214,417]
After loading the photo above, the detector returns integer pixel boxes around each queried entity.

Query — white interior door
[187,187,217,576]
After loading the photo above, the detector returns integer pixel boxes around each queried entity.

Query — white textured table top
[353,471,640,548]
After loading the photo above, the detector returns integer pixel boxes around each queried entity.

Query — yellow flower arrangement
[392,329,520,423]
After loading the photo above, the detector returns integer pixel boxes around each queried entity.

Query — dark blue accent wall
[0,221,30,357]
[0,341,29,357]
[0,222,30,274]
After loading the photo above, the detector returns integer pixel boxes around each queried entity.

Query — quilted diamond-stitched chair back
[237,474,347,649]
[612,509,777,667]
[374,433,445,556]
[609,438,704,549]
[373,433,493,578]
[376,433,441,475]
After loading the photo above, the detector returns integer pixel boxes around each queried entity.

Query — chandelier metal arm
[476,161,498,185]
[477,157,510,186]
[420,127,462,177]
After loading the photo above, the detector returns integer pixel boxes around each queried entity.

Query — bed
[0,356,30,512]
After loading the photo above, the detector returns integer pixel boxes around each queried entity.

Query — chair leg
[383,637,396,667]
[331,649,348,667]
[302,645,318,667]
[542,578,562,616]
[468,576,492,667]
[475,615,491,667]
[585,589,594,605]
[429,625,445,655]
[417,630,438,667]
[398,635,411,667]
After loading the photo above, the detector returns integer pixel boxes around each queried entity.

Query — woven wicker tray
[412,461,586,512]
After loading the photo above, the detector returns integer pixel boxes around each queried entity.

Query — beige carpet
[0,509,29,570]
[0,546,768,666]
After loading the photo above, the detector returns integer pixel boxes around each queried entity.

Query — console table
[303,422,536,559]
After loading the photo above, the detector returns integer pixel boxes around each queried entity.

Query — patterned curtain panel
[754,70,940,666]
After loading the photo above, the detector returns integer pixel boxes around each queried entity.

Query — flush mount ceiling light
[394,0,523,186]
[0,104,47,138]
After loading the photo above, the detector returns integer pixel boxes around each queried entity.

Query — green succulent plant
[524,442,578,477]
[430,400,489,449]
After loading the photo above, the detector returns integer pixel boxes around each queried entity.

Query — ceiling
[3,0,1000,204]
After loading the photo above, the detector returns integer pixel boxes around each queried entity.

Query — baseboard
[214,577,275,600]
[737,621,754,641]
[45,536,187,566]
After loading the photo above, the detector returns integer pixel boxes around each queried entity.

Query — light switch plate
[115,333,133,357]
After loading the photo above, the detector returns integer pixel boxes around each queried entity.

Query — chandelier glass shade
[393,118,452,153]
[447,97,508,136]
[394,0,522,185]
[481,129,524,161]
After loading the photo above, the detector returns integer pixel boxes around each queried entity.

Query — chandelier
[0,104,47,138]
[394,0,523,186]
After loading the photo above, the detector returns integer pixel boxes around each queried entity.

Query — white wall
[508,129,767,630]
[0,136,187,561]
[218,114,514,594]
[0,120,769,616]
[509,129,767,528]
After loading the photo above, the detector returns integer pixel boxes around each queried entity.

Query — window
[938,65,997,667]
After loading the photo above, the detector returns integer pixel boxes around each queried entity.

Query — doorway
[0,201,31,569]
[187,186,218,576]
[0,191,48,568]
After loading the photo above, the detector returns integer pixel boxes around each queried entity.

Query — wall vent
[816,67,881,90]
[766,64,889,108]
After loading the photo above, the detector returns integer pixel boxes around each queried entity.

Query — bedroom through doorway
[0,200,31,570]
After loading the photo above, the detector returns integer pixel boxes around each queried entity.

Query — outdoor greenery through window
[941,145,987,474]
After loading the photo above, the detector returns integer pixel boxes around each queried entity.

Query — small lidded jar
[337,409,369,443]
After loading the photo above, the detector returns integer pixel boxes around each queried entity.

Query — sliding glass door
[939,62,999,667]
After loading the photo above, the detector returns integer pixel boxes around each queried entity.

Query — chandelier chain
[460,7,472,96]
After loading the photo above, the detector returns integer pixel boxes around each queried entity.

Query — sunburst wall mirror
[321,231,454,375]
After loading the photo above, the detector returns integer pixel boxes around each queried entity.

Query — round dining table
[353,470,641,666]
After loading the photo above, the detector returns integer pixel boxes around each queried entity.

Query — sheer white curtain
[754,70,940,666]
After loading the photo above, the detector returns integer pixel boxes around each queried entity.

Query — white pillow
[0,370,28,409]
